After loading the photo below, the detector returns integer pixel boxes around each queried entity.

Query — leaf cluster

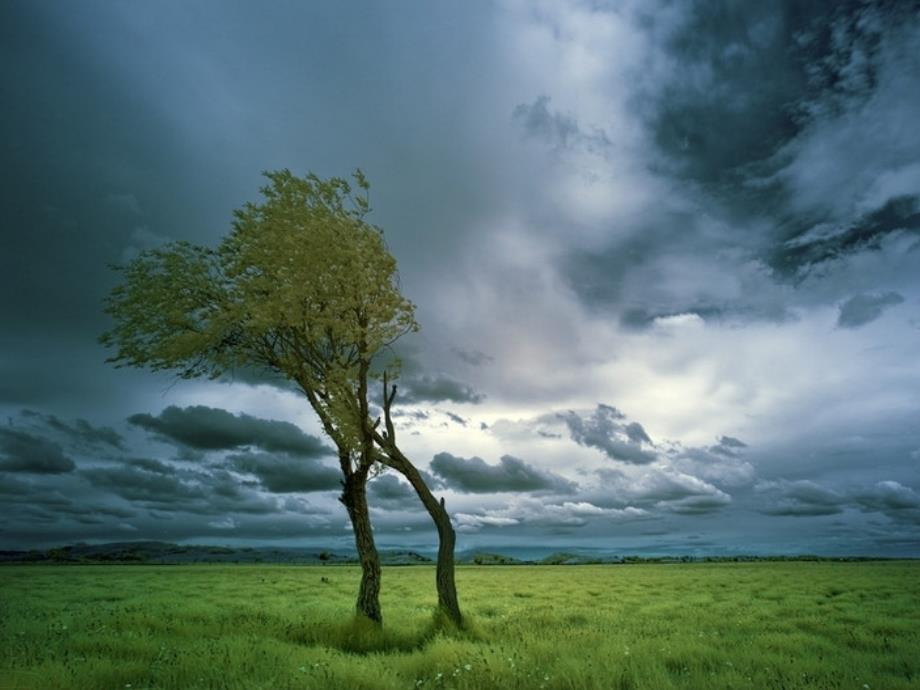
[100,169,418,454]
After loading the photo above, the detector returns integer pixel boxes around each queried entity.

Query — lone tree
[100,169,462,625]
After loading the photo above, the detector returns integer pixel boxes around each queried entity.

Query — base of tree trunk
[342,475,383,625]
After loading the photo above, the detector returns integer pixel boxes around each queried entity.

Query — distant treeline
[0,542,426,566]
[0,542,907,565]
[470,552,901,565]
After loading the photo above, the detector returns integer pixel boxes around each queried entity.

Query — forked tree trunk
[341,472,382,624]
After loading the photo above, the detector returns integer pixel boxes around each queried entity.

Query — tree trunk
[385,454,462,626]
[341,472,382,624]
[432,495,461,625]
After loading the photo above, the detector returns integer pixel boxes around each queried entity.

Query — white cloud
[453,497,647,533]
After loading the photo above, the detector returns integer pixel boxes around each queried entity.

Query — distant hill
[0,542,431,565]
[464,552,525,565]
[0,541,902,565]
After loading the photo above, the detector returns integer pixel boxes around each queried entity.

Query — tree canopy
[101,169,417,453]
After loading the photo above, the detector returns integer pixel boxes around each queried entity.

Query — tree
[100,169,462,625]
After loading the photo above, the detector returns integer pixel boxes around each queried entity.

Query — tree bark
[340,469,382,624]
[376,442,463,626]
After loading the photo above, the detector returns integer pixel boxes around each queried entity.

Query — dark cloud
[444,411,468,427]
[624,422,653,445]
[32,492,138,525]
[664,494,733,515]
[127,406,332,457]
[856,480,920,511]
[20,409,124,450]
[0,428,75,474]
[0,475,31,495]
[125,457,175,475]
[228,452,341,494]
[836,291,905,328]
[397,375,484,405]
[561,405,658,464]
[651,3,808,197]
[757,479,846,517]
[0,475,138,528]
[0,463,351,545]
[430,452,576,494]
[368,473,422,511]
[204,470,283,515]
[80,463,205,504]
[773,480,843,507]
[763,503,842,517]
[559,1,920,335]
[558,215,698,316]
[754,479,919,519]
[774,196,920,276]
[687,437,754,477]
[370,474,414,501]
[853,481,920,524]
[78,459,284,517]
[419,468,446,491]
[651,1,909,196]
[217,366,300,392]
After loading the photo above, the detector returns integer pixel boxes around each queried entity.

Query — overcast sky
[2,0,919,556]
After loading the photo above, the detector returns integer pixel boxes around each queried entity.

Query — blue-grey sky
[2,0,919,556]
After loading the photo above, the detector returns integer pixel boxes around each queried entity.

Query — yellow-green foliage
[99,169,418,449]
[1,563,918,689]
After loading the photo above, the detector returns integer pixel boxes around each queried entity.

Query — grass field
[1,562,918,689]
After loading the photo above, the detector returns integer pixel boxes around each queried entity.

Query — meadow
[1,562,918,689]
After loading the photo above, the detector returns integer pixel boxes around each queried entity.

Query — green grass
[1,562,918,689]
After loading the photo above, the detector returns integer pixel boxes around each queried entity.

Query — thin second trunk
[386,454,462,625]
[432,495,461,624]
[376,376,462,626]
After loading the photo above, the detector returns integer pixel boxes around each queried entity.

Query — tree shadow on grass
[284,609,481,655]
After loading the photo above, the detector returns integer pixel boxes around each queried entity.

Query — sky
[1,0,919,557]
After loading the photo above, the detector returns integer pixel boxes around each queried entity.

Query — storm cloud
[836,291,905,328]
[80,463,204,505]
[757,479,920,524]
[0,428,76,474]
[21,409,125,450]
[430,453,577,494]
[369,474,421,511]
[561,405,659,465]
[228,452,341,494]
[397,375,485,405]
[128,406,332,458]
